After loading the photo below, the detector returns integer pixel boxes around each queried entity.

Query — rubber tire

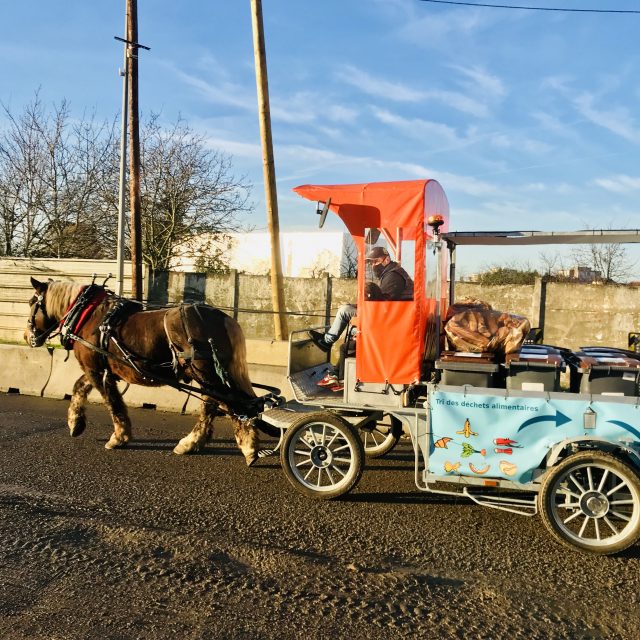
[539,451,640,555]
[280,411,364,500]
[361,414,403,458]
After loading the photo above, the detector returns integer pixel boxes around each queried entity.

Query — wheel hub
[311,445,332,468]
[580,491,609,518]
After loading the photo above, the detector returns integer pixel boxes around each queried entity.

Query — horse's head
[25,277,58,348]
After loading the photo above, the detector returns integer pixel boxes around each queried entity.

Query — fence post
[532,276,547,337]
[231,269,239,320]
[324,272,332,327]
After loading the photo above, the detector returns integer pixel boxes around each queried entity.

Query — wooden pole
[127,0,143,301]
[250,0,287,340]
[115,9,129,297]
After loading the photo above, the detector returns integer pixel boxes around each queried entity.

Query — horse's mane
[45,281,85,320]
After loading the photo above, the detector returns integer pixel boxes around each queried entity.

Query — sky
[1,0,640,277]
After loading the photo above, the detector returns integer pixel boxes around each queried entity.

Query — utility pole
[115,12,129,297]
[127,0,143,301]
[250,0,288,340]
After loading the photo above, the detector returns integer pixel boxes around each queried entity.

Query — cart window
[364,228,414,301]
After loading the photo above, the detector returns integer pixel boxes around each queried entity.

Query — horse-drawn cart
[258,179,640,555]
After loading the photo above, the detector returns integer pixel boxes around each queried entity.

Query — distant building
[557,266,602,283]
[171,231,357,277]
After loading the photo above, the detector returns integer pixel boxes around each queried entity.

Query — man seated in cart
[309,245,414,354]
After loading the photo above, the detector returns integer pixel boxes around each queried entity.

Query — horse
[25,277,268,465]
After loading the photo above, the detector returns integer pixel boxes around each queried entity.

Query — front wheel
[280,412,364,499]
[539,451,640,554]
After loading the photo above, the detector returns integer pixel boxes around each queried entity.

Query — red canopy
[294,180,449,384]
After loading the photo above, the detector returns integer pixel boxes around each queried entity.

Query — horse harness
[48,285,270,416]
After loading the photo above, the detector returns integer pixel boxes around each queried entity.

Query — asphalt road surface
[1,392,639,639]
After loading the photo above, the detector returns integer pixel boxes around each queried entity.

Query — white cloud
[398,7,493,47]
[336,65,426,102]
[172,66,255,111]
[372,108,463,145]
[573,92,640,144]
[276,143,498,197]
[337,65,490,117]
[202,136,262,160]
[594,175,640,193]
[450,65,506,100]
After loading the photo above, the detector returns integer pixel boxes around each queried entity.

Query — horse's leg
[68,374,94,437]
[232,416,259,467]
[88,372,132,450]
[173,398,218,455]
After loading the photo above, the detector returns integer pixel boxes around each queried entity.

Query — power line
[418,0,640,14]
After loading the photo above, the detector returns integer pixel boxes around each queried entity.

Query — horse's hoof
[173,442,191,455]
[69,421,86,437]
[173,439,201,455]
[245,453,258,467]
[105,436,128,450]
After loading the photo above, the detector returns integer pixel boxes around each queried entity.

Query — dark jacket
[378,262,414,300]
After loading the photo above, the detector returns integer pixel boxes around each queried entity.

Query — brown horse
[25,277,265,465]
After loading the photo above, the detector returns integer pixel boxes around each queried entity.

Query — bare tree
[139,115,251,272]
[571,240,636,283]
[0,93,118,258]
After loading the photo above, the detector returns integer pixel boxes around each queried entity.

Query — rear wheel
[360,414,403,458]
[280,412,364,500]
[539,451,640,554]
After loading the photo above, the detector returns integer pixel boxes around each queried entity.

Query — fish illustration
[456,418,477,439]
[461,443,487,458]
[494,438,522,447]
[444,461,461,473]
[494,448,513,455]
[469,462,491,475]
[434,437,453,449]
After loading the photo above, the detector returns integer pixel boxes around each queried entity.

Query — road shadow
[341,490,475,506]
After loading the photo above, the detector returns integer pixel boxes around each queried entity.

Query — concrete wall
[455,280,640,350]
[0,257,139,344]
[0,341,290,414]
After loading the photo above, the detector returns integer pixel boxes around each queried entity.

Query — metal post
[115,13,129,297]
[250,0,287,340]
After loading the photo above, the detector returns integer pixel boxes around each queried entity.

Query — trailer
[259,179,640,555]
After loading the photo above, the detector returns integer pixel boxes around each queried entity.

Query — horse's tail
[224,317,256,398]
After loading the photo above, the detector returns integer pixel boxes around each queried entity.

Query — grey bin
[435,357,502,388]
[505,348,565,392]
[569,353,640,397]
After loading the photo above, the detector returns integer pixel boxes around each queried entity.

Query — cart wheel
[360,414,403,458]
[539,451,640,555]
[281,412,364,500]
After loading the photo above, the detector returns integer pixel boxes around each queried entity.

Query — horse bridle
[27,291,59,348]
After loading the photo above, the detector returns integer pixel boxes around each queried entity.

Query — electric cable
[418,0,640,14]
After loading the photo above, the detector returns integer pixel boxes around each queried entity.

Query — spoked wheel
[539,451,640,554]
[281,412,364,499]
[360,414,403,458]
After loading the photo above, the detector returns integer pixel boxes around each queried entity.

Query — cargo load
[444,298,530,355]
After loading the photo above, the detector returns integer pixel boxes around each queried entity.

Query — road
[1,393,639,639]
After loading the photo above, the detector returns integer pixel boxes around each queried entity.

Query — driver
[309,246,414,353]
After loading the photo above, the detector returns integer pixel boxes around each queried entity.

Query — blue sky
[2,1,640,276]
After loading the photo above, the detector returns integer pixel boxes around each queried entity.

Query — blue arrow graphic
[517,410,571,432]
[607,420,640,441]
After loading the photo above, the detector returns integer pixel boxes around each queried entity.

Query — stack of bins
[568,349,640,396]
[504,345,565,392]
[435,351,502,388]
